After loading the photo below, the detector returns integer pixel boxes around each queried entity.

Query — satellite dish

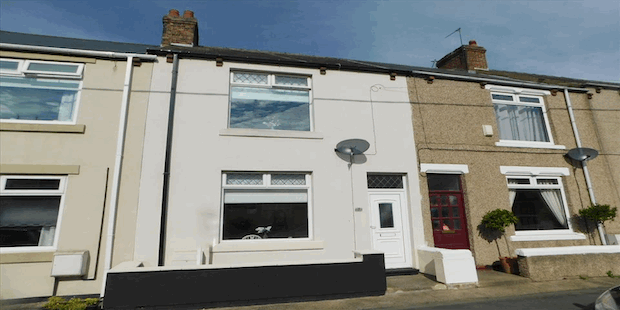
[566,147,599,162]
[335,139,370,156]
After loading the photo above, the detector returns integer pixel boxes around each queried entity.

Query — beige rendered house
[409,41,620,280]
[0,31,157,299]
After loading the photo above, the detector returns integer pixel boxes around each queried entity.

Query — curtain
[495,104,549,142]
[540,189,567,227]
[57,91,76,121]
[508,190,517,207]
[38,226,56,246]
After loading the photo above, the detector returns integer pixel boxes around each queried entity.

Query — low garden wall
[516,245,620,281]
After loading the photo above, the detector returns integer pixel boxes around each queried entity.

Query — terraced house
[0,9,618,309]
[0,31,157,299]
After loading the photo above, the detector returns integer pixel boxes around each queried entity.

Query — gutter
[159,53,180,266]
[410,70,589,93]
[0,43,158,60]
[563,89,607,245]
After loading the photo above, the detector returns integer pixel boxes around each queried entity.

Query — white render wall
[134,57,425,268]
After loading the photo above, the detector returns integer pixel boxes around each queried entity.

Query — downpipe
[100,56,135,297]
[564,88,607,245]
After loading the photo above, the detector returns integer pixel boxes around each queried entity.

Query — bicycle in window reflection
[242,226,271,239]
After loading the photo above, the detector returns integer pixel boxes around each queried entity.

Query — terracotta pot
[499,257,519,274]
[499,257,512,273]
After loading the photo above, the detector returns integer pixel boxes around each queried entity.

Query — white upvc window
[220,172,312,241]
[486,85,563,149]
[0,175,68,252]
[228,71,312,131]
[500,166,584,241]
[0,58,84,124]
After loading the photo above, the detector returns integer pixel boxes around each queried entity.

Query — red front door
[427,174,470,249]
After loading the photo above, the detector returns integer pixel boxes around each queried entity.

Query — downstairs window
[0,176,67,248]
[221,172,311,240]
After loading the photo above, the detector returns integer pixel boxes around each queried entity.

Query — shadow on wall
[571,214,598,244]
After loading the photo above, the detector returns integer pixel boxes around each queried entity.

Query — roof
[150,45,600,91]
[2,30,615,90]
[150,45,523,81]
[482,70,619,90]
[0,30,157,54]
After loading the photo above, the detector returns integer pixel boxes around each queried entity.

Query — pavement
[2,270,619,309]
[214,270,620,310]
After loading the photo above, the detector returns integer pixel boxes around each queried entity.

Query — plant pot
[499,257,519,274]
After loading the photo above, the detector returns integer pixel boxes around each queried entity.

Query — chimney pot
[168,9,180,17]
[183,10,194,18]
[469,40,477,46]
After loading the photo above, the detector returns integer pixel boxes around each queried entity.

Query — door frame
[367,179,413,269]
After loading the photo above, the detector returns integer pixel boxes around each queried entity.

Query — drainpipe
[563,89,607,245]
[100,56,135,297]
[158,53,180,266]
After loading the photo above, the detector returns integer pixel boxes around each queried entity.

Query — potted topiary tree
[579,204,618,244]
[479,209,519,273]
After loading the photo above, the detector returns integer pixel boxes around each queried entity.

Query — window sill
[1,123,86,134]
[510,232,586,242]
[219,128,323,139]
[0,248,55,264]
[212,240,324,253]
[495,141,565,150]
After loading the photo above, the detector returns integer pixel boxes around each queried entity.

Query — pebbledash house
[1,9,619,309]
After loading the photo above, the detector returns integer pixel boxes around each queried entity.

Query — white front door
[369,192,411,269]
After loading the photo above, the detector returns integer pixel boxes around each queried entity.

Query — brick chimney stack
[436,40,488,71]
[161,9,199,47]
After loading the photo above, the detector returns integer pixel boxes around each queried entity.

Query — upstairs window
[0,176,67,248]
[0,58,83,124]
[229,71,312,131]
[492,92,552,144]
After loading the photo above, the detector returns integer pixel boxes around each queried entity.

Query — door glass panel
[454,219,461,230]
[432,220,440,230]
[430,196,438,206]
[442,219,452,230]
[427,174,461,191]
[452,207,459,217]
[378,203,394,228]
[430,207,439,218]
[449,195,458,205]
[441,196,448,205]
[441,207,449,217]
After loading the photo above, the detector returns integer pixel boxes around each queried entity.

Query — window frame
[0,175,68,253]
[228,70,314,132]
[219,172,313,243]
[486,85,563,149]
[0,58,84,125]
[499,166,585,241]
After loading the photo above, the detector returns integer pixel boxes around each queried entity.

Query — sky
[1,0,618,82]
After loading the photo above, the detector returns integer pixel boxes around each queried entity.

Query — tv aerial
[566,147,599,162]
[335,139,370,164]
